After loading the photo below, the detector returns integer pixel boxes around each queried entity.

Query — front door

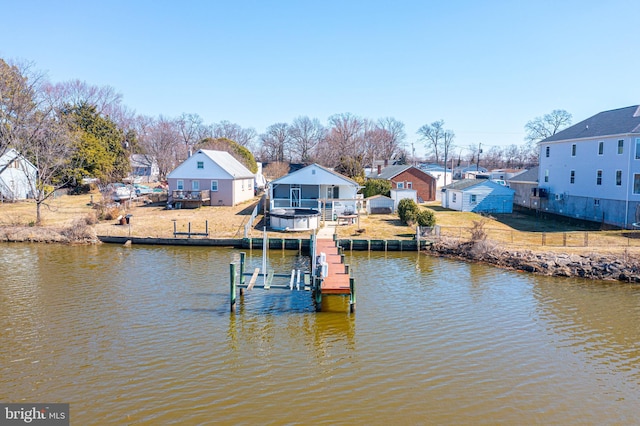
[291,187,300,207]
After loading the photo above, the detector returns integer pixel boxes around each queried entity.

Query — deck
[315,238,351,295]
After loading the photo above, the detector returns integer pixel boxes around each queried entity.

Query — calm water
[1,243,640,425]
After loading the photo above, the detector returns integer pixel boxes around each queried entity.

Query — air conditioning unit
[554,193,564,201]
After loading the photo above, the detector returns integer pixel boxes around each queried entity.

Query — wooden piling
[230,263,237,313]
[349,277,356,313]
[239,252,246,284]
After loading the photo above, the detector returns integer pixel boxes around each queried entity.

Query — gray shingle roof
[542,105,640,142]
[368,164,412,179]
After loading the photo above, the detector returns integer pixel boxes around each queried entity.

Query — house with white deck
[537,105,640,228]
[268,164,361,220]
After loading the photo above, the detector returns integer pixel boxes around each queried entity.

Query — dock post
[230,263,237,313]
[349,277,356,313]
[239,252,246,284]
[188,222,192,238]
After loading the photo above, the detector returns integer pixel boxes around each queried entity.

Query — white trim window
[618,139,624,154]
[397,182,404,189]
[211,180,218,192]
[616,170,622,186]
[596,170,602,186]
[197,161,204,169]
[407,182,413,189]
[192,180,200,191]
[598,141,604,155]
[635,138,640,160]
[177,180,184,190]
[570,170,575,184]
[634,174,640,194]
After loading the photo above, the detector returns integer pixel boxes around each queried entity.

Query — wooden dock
[311,230,356,312]
[314,238,351,295]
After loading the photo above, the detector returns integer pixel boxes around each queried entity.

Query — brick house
[368,164,436,202]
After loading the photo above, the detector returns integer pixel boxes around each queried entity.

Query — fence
[244,195,265,238]
[419,225,640,248]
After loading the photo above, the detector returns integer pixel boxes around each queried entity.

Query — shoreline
[2,225,639,283]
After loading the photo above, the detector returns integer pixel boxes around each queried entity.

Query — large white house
[537,105,640,228]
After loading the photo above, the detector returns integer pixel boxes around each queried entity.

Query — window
[211,180,218,191]
[197,161,204,169]
[598,141,604,155]
[570,170,575,184]
[618,139,624,154]
[544,169,549,183]
[594,199,600,206]
[471,194,477,203]
[452,193,457,202]
[596,170,602,185]
[545,146,550,157]
[177,180,184,190]
[571,144,576,156]
[634,174,640,194]
[397,182,404,189]
[616,170,622,186]
[635,138,640,159]
[192,180,199,191]
[407,182,413,189]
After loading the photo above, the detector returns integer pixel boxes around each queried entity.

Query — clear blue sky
[2,0,639,158]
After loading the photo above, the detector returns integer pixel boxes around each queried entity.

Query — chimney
[384,159,388,167]
[377,164,381,175]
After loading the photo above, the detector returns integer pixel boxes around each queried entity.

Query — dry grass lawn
[2,191,640,256]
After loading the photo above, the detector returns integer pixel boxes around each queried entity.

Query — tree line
[0,57,572,223]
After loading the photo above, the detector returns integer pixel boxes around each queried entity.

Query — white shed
[390,188,417,211]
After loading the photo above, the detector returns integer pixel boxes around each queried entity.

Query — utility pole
[477,143,482,171]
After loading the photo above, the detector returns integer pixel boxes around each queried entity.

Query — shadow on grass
[491,211,602,233]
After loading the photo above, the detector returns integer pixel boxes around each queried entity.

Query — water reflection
[2,244,640,424]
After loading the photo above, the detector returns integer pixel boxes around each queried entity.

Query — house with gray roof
[368,164,436,202]
[537,105,640,228]
[442,179,514,213]
[166,149,255,207]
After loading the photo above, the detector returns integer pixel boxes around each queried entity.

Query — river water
[1,243,639,425]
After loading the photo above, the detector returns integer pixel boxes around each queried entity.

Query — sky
[2,0,639,158]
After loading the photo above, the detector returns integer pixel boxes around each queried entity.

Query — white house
[130,154,159,183]
[537,105,640,228]
[442,179,515,213]
[268,164,360,220]
[0,149,36,201]
[166,149,255,207]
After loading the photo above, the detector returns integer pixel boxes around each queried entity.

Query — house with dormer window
[537,105,640,228]
[166,149,255,207]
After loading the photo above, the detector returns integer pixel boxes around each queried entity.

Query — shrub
[416,208,436,227]
[362,179,391,198]
[397,198,419,225]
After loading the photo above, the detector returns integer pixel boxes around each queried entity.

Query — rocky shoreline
[3,225,640,283]
[427,237,640,283]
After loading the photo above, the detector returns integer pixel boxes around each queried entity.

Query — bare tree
[320,113,365,167]
[417,120,446,163]
[417,120,455,182]
[259,122,290,162]
[48,79,123,116]
[377,117,406,159]
[177,112,205,152]
[0,59,43,157]
[288,116,325,163]
[524,109,572,143]
[0,60,79,224]
[209,120,257,150]
[137,115,183,180]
